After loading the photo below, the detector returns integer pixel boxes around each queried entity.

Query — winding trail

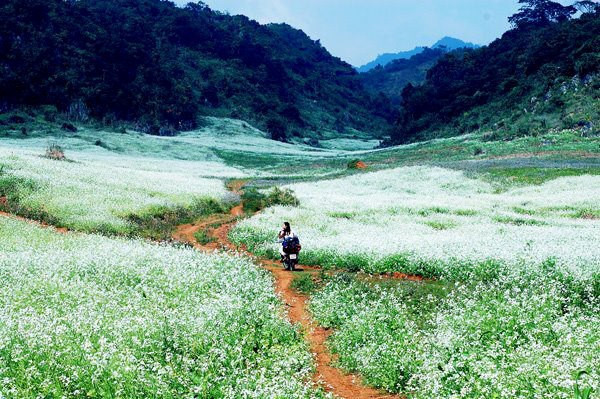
[173,185,401,399]
[0,191,402,398]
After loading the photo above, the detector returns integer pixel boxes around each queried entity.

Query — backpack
[282,235,301,254]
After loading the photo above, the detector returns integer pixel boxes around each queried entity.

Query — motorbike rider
[278,221,295,261]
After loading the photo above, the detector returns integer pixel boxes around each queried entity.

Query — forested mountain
[0,0,393,139]
[357,37,478,72]
[359,47,447,105]
[390,1,600,144]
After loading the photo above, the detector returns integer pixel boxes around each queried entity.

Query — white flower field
[232,166,600,282]
[231,165,600,398]
[0,217,326,398]
[0,125,598,398]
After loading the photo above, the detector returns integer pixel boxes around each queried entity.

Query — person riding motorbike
[278,222,300,270]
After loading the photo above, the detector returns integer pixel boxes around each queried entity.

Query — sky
[175,1,524,67]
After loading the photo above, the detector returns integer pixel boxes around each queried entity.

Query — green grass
[125,198,227,240]
[327,211,357,219]
[482,166,600,188]
[493,215,548,226]
[194,228,216,245]
[424,220,456,230]
[291,273,321,295]
[308,271,599,398]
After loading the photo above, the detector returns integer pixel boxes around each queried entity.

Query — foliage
[242,186,300,213]
[509,0,577,28]
[0,145,229,236]
[359,47,447,105]
[266,186,301,207]
[126,198,226,240]
[44,143,65,161]
[291,273,320,295]
[390,7,600,143]
[308,273,599,398]
[0,0,392,138]
[194,228,216,245]
[231,165,600,285]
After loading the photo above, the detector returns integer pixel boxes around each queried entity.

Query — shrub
[266,117,287,141]
[45,143,66,161]
[347,159,367,169]
[241,187,267,213]
[61,122,77,132]
[242,187,300,213]
[266,187,300,207]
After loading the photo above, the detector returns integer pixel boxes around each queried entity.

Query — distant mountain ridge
[357,36,480,72]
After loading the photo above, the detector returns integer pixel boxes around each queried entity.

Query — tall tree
[508,0,577,27]
[573,0,600,13]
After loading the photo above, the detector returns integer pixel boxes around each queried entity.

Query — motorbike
[282,251,299,271]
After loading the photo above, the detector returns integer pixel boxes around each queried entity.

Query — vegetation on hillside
[0,0,392,140]
[390,0,600,143]
[359,48,447,105]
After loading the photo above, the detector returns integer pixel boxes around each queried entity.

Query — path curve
[173,206,402,399]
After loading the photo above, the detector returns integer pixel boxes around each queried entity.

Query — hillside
[359,47,447,105]
[390,5,600,143]
[356,36,478,72]
[0,0,392,140]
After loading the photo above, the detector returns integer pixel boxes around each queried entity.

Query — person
[278,221,295,260]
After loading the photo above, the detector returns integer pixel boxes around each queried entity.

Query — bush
[241,187,267,213]
[45,143,66,161]
[347,159,367,169]
[242,187,300,213]
[61,122,77,132]
[266,117,287,141]
[266,187,300,207]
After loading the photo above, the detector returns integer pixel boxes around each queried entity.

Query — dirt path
[173,204,401,399]
[1,190,400,398]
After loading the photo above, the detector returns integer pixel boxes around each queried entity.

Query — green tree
[508,0,577,27]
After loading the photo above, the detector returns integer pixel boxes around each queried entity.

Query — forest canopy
[0,0,392,139]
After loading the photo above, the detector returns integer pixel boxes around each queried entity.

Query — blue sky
[175,1,524,66]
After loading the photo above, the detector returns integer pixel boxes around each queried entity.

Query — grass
[2,112,599,398]
[308,271,599,398]
[291,273,321,295]
[194,228,216,245]
[493,215,548,226]
[125,198,227,240]
[423,220,456,230]
[481,166,600,189]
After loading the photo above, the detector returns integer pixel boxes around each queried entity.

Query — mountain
[390,9,600,144]
[0,0,393,140]
[357,36,479,72]
[433,36,479,51]
[359,47,447,105]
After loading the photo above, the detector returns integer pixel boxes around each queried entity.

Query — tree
[508,0,577,27]
[574,0,600,13]
[266,117,287,141]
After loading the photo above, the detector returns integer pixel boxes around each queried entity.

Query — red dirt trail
[173,185,402,399]
[0,188,402,398]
